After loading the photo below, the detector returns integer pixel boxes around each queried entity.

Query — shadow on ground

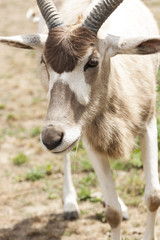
[0,213,68,240]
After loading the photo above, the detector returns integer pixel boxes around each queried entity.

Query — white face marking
[47,71,59,100]
[47,49,93,105]
[62,68,91,106]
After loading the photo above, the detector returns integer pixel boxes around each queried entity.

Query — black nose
[42,126,63,150]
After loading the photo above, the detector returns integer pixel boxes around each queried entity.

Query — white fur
[60,69,91,106]
[63,154,79,214]
[140,117,159,196]
[99,0,158,38]
[47,69,91,105]
[139,116,160,240]
[83,137,122,240]
[117,196,129,220]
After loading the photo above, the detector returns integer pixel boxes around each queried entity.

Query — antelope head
[0,0,160,154]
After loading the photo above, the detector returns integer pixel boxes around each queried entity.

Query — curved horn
[36,0,64,30]
[83,0,123,34]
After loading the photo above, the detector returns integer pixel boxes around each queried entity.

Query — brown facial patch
[44,26,97,74]
[45,81,85,126]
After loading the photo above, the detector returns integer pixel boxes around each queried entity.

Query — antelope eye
[84,57,99,71]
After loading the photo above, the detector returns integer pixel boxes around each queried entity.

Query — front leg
[139,116,160,240]
[83,139,122,240]
[63,153,80,220]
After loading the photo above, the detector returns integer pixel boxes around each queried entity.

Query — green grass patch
[78,186,101,203]
[95,212,107,223]
[25,164,53,182]
[129,148,142,169]
[45,163,53,175]
[25,166,46,181]
[117,170,145,198]
[126,174,144,196]
[80,210,88,215]
[125,196,141,207]
[111,147,142,171]
[12,153,28,166]
[43,180,60,199]
[111,160,130,171]
[73,140,84,151]
[32,97,43,104]
[0,104,5,109]
[7,114,16,121]
[71,141,94,172]
[13,175,25,183]
[64,230,73,237]
[30,126,41,138]
[79,172,97,187]
[78,186,91,201]
[1,127,26,139]
[0,73,13,79]
[80,157,93,172]
[71,150,93,173]
[48,192,59,200]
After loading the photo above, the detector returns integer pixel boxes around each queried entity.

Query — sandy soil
[0,0,160,240]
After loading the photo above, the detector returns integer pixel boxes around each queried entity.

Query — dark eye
[84,58,99,71]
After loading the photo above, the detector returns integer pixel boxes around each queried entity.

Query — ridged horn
[36,0,64,30]
[83,0,124,34]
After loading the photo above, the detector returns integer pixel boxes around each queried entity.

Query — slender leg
[63,153,79,220]
[83,139,122,240]
[118,196,129,220]
[102,196,129,220]
[139,116,160,240]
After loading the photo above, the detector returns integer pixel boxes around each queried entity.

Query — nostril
[42,127,63,150]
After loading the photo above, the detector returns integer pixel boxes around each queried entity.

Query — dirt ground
[0,0,160,240]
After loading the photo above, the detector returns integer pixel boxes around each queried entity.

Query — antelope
[0,0,160,239]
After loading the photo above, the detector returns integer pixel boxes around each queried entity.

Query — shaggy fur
[84,54,156,159]
[45,26,97,73]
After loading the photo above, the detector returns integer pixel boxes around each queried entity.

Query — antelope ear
[0,34,47,50]
[103,34,160,56]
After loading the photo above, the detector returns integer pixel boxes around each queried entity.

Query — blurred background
[0,0,160,239]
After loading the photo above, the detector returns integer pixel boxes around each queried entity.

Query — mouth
[51,138,79,154]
